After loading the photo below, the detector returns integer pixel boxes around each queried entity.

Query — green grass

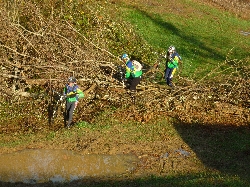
[0,1,249,186]
[1,172,248,187]
[53,172,248,187]
[0,133,34,147]
[173,122,250,182]
[1,115,249,186]
[120,0,250,79]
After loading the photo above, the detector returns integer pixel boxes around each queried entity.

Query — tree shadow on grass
[173,121,250,183]
[128,6,227,64]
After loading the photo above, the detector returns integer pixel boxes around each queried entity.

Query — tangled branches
[0,1,249,134]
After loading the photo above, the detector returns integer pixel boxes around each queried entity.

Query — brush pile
[0,1,249,134]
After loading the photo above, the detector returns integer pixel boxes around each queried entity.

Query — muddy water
[0,149,139,184]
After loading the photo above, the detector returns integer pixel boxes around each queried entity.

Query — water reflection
[0,149,138,184]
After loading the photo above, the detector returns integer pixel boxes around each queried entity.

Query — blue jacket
[166,52,181,69]
[63,84,84,102]
[125,60,143,78]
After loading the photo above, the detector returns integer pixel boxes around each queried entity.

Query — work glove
[75,101,78,108]
[60,95,66,101]
[168,57,173,62]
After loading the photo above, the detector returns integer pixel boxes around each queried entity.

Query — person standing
[165,45,182,88]
[63,77,84,128]
[120,53,143,103]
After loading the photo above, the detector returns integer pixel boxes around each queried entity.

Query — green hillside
[0,0,249,186]
[117,0,250,79]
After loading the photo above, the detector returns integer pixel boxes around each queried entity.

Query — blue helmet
[68,77,76,83]
[121,53,129,60]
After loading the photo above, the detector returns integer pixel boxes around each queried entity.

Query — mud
[0,149,138,184]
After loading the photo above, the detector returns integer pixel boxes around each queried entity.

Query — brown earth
[0,115,207,186]
[194,0,250,20]
[0,0,249,186]
[118,0,250,20]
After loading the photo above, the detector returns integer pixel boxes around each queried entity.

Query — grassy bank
[0,0,249,186]
[118,0,250,79]
[1,112,250,186]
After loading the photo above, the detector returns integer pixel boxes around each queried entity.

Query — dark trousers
[65,101,76,127]
[165,68,174,86]
[130,76,142,91]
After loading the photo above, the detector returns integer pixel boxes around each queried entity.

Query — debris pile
[0,1,249,133]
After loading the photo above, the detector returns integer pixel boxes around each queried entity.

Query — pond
[0,149,139,184]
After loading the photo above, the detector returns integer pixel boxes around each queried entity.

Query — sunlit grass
[0,1,249,186]
[120,0,250,79]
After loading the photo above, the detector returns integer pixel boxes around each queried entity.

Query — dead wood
[0,0,249,132]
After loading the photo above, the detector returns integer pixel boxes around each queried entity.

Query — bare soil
[0,0,249,186]
[0,116,206,186]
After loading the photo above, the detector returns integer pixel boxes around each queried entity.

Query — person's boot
[130,90,136,104]
[66,120,72,129]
